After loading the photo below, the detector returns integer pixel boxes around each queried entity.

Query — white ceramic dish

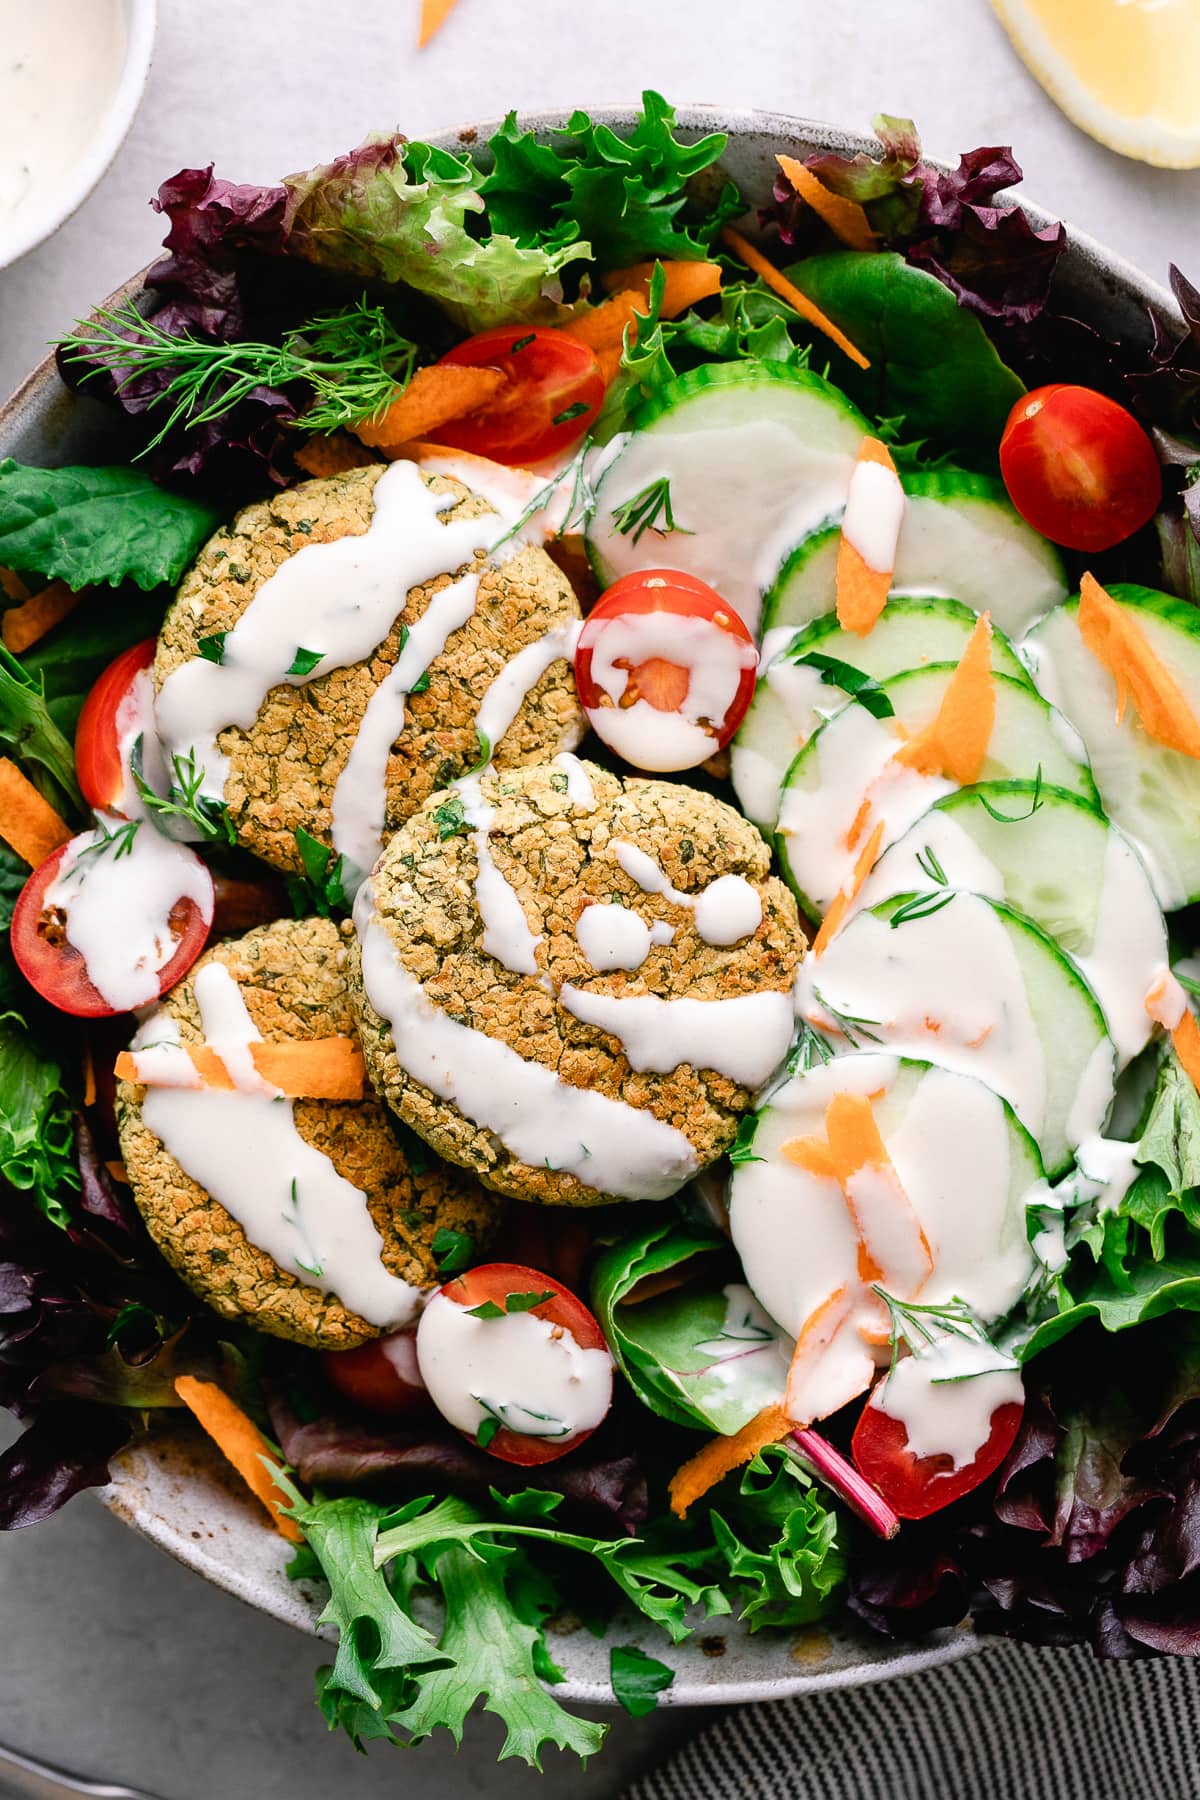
[0,104,1182,1705]
[0,0,157,272]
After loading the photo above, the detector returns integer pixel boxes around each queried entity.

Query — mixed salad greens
[5,94,1200,1768]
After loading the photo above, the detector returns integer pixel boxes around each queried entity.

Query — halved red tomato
[11,840,212,1019]
[75,638,157,813]
[420,1261,612,1466]
[851,1385,1024,1520]
[428,327,605,465]
[999,384,1162,553]
[574,570,758,772]
[322,1327,433,1419]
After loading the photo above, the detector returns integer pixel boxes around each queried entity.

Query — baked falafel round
[153,463,584,877]
[117,916,503,1349]
[351,761,805,1208]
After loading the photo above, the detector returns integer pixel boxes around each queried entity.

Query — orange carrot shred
[105,1159,130,1186]
[785,1284,857,1424]
[668,1403,790,1518]
[115,1037,364,1101]
[563,291,645,356]
[1078,572,1200,759]
[0,758,73,867]
[0,567,30,603]
[174,1376,303,1543]
[82,1044,97,1109]
[719,226,870,371]
[893,613,995,784]
[293,432,379,478]
[600,260,724,314]
[781,1136,838,1178]
[836,438,901,638]
[417,0,460,46]
[353,366,506,451]
[1174,1010,1200,1096]
[1,581,81,655]
[812,819,885,956]
[775,155,879,252]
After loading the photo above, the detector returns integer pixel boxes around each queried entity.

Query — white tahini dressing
[114,665,169,819]
[559,984,794,1087]
[416,1289,613,1442]
[457,777,542,977]
[44,817,214,1012]
[135,966,421,1328]
[576,903,654,972]
[841,456,906,573]
[583,607,757,774]
[0,0,127,263]
[610,842,763,946]
[553,753,596,810]
[355,884,699,1198]
[473,619,582,756]
[874,1340,1023,1470]
[155,460,497,800]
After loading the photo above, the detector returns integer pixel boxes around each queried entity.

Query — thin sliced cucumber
[1025,583,1200,911]
[776,666,1097,919]
[796,893,1114,1178]
[586,361,868,635]
[732,597,1031,831]
[730,1052,1042,1341]
[763,468,1067,642]
[858,782,1167,1067]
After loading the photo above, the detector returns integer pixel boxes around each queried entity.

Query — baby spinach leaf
[781,252,1025,449]
[0,460,221,592]
[609,1644,674,1717]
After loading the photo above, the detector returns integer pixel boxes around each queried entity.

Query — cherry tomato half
[418,1261,611,1466]
[999,384,1162,553]
[574,570,758,772]
[428,327,605,465]
[323,1327,433,1419]
[74,638,157,814]
[11,840,213,1019]
[851,1387,1024,1520]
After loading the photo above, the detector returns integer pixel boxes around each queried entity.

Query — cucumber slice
[776,666,1098,919]
[732,597,1031,831]
[586,362,868,635]
[858,783,1167,1066]
[730,1052,1042,1341]
[797,892,1114,1178]
[762,469,1068,642]
[1025,584,1200,911]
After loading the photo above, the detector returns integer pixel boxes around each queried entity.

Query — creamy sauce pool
[0,0,126,262]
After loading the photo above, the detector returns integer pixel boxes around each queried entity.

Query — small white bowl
[0,0,157,272]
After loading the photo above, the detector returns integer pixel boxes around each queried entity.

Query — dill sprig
[73,815,140,864]
[872,1287,1014,1382]
[59,297,420,453]
[133,745,236,845]
[610,476,692,545]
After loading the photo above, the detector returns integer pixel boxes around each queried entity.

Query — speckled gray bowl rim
[0,104,1181,1707]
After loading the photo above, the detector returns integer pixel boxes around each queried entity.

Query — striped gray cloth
[627,1642,1200,1799]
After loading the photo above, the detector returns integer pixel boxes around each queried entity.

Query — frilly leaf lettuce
[283,135,589,334]
[0,1017,77,1229]
[710,1445,847,1630]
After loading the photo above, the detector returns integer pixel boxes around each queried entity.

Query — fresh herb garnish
[509,333,536,353]
[786,649,895,720]
[551,401,591,427]
[61,296,421,452]
[610,476,692,546]
[467,1300,506,1320]
[431,1227,474,1274]
[74,815,140,864]
[432,794,470,840]
[285,825,350,920]
[887,890,956,929]
[786,1020,835,1072]
[873,1286,1014,1382]
[976,768,1044,823]
[287,646,324,678]
[915,843,948,885]
[468,731,491,775]
[609,1645,675,1718]
[467,1290,555,1318]
[197,632,227,666]
[728,1114,763,1167]
[475,1413,501,1450]
[808,985,882,1047]
[133,744,236,845]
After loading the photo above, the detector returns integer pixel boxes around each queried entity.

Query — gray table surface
[1,2,1198,1795]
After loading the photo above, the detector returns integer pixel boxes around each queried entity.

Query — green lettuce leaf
[0,461,220,593]
[0,1010,78,1228]
[20,584,167,739]
[782,252,1025,449]
[0,640,82,813]
[609,1644,674,1717]
[709,1445,847,1630]
[283,136,587,334]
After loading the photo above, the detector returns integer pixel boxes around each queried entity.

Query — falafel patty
[351,760,805,1208]
[117,917,502,1349]
[153,463,584,877]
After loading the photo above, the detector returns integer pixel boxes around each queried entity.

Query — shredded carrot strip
[775,155,878,252]
[115,1037,365,1101]
[174,1376,303,1542]
[812,819,885,956]
[293,432,379,478]
[1174,1010,1200,1095]
[0,758,73,867]
[563,291,645,356]
[353,365,506,451]
[782,1136,838,1178]
[719,226,870,370]
[893,613,995,784]
[1,581,81,655]
[600,260,724,314]
[105,1159,130,1186]
[836,438,900,638]
[418,0,460,45]
[82,1044,97,1109]
[668,1402,790,1518]
[0,567,30,603]
[1078,572,1200,759]
[784,1284,856,1424]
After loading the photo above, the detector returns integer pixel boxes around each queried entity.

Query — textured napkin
[627,1640,1200,1799]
